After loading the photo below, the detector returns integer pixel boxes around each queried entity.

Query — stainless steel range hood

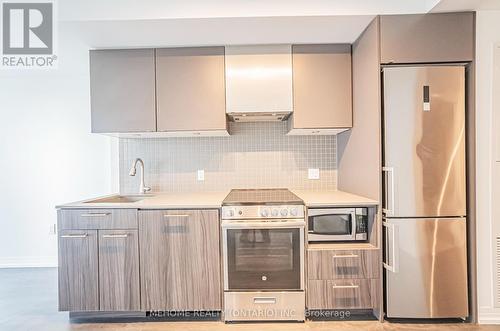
[225,45,293,122]
[228,111,291,122]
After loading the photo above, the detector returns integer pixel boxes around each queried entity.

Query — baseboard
[0,256,57,268]
[479,310,500,324]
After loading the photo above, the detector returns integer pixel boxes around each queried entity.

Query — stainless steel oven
[221,189,306,322]
[308,208,368,242]
[222,219,305,291]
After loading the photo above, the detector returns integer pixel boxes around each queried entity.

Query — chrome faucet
[129,158,151,194]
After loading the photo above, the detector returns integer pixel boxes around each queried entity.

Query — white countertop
[291,189,378,207]
[57,189,378,209]
[56,191,230,209]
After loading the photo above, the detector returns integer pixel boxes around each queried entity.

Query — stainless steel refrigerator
[382,66,468,319]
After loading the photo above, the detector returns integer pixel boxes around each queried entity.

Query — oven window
[311,214,352,235]
[226,228,301,290]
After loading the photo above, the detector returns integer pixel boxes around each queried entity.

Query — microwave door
[308,211,356,241]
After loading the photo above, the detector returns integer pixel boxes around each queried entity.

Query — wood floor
[0,268,499,331]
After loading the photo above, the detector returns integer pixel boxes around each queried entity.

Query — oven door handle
[253,297,277,304]
[221,221,305,229]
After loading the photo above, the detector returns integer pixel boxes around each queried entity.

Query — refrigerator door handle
[383,221,399,273]
[382,167,395,216]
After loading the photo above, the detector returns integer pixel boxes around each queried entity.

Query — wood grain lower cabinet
[98,230,140,311]
[308,249,379,280]
[58,230,99,311]
[306,248,380,310]
[57,209,138,230]
[139,209,221,311]
[307,279,379,309]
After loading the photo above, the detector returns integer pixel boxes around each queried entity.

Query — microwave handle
[307,208,357,217]
[350,210,357,237]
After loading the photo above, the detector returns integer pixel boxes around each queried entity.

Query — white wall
[0,23,118,268]
[475,10,500,324]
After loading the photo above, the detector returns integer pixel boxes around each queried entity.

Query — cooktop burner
[222,188,303,206]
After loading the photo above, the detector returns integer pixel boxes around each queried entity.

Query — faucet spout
[129,158,151,194]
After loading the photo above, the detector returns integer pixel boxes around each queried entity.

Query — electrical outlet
[49,224,57,235]
[197,170,205,181]
[308,168,320,180]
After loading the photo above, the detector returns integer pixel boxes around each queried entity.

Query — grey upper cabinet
[98,230,140,311]
[156,47,227,134]
[139,209,221,311]
[380,12,475,64]
[289,44,352,135]
[90,49,156,133]
[58,229,99,311]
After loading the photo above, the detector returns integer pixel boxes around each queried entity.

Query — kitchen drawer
[307,249,379,279]
[224,291,305,321]
[58,209,138,230]
[307,279,379,309]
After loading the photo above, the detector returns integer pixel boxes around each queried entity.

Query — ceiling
[431,0,500,12]
[60,0,441,21]
[63,15,376,48]
[59,0,497,48]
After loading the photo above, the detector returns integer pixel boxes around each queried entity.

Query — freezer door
[384,218,468,318]
[383,66,466,217]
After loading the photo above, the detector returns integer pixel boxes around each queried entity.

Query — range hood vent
[225,45,293,122]
[228,112,291,122]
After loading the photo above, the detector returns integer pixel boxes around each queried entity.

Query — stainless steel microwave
[307,208,368,242]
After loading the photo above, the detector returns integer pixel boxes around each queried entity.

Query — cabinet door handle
[163,214,190,218]
[80,213,110,217]
[61,234,88,238]
[332,254,359,259]
[102,234,129,238]
[332,283,359,289]
[253,297,277,304]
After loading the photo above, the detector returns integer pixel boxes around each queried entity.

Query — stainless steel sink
[84,195,152,204]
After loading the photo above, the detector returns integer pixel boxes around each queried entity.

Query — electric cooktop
[222,188,304,206]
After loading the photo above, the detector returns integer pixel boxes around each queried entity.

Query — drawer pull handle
[163,214,190,218]
[80,213,110,217]
[102,234,129,238]
[332,254,359,259]
[332,283,359,289]
[253,297,277,304]
[61,234,88,238]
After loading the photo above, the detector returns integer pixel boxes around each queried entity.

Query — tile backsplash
[119,122,337,193]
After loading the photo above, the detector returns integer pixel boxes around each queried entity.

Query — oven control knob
[290,208,298,216]
[272,209,279,217]
[262,275,267,281]
[260,209,269,217]
[226,209,235,217]
[280,209,288,216]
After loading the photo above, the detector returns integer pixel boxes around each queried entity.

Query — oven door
[308,208,356,241]
[222,220,304,291]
